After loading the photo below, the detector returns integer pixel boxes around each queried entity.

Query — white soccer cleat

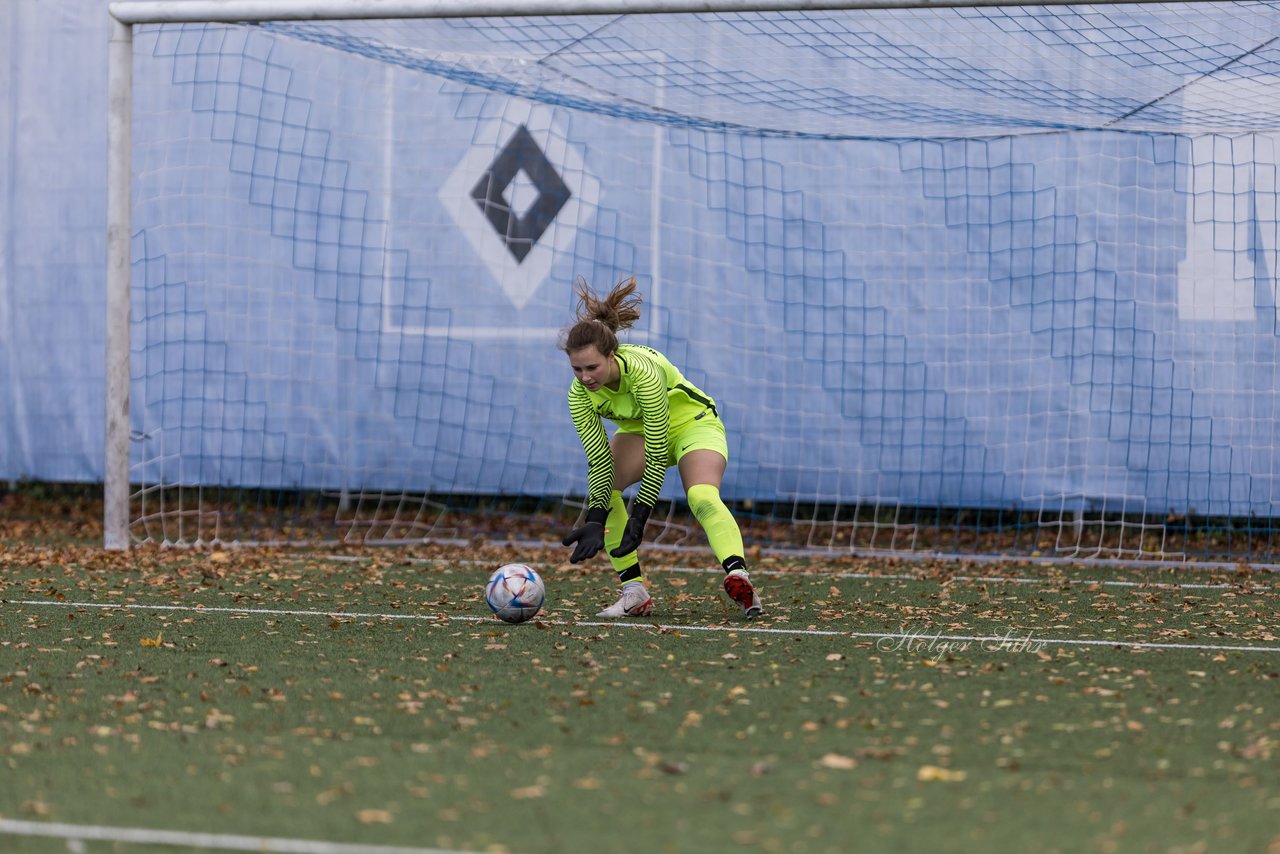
[723,568,763,618]
[596,581,655,618]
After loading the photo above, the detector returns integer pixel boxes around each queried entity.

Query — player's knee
[687,483,722,521]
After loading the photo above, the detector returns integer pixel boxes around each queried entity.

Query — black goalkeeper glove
[562,507,609,563]
[610,502,653,558]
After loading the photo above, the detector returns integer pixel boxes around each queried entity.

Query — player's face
[569,345,616,391]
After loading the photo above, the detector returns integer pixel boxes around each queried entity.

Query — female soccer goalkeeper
[559,276,762,619]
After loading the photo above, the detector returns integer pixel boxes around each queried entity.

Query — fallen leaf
[511,785,546,799]
[819,753,857,770]
[917,765,967,782]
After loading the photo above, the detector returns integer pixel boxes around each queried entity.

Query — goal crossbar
[108,0,1220,25]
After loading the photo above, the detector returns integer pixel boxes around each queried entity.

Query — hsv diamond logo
[440,104,601,310]
[471,125,571,263]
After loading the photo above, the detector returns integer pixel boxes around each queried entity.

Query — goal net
[112,1,1280,563]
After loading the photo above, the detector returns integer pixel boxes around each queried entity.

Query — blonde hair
[558,276,642,355]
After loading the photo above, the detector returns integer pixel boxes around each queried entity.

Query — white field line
[326,553,1277,592]
[353,536,1280,573]
[0,818,472,854]
[5,598,1279,654]
[661,565,1272,592]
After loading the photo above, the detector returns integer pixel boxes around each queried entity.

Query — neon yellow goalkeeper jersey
[568,343,718,510]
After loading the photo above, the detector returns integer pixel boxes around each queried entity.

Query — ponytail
[558,276,643,354]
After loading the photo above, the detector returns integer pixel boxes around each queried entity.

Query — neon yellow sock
[686,483,744,565]
[604,490,642,582]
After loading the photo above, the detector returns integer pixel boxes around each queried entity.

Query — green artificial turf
[2,549,1278,853]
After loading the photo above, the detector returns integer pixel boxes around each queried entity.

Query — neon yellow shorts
[667,415,728,467]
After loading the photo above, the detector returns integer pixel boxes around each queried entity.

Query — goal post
[105,0,1280,564]
[105,12,134,551]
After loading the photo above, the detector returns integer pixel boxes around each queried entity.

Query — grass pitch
[2,522,1279,853]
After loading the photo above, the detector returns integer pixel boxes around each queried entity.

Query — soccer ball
[485,563,545,624]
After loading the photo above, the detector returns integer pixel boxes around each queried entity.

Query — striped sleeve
[568,383,615,510]
[628,356,670,508]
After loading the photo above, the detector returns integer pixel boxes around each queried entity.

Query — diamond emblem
[437,104,601,312]
[470,125,571,263]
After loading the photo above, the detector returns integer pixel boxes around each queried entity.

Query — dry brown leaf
[917,765,967,782]
[818,753,857,770]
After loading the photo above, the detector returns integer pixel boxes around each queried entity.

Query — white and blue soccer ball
[485,563,545,623]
